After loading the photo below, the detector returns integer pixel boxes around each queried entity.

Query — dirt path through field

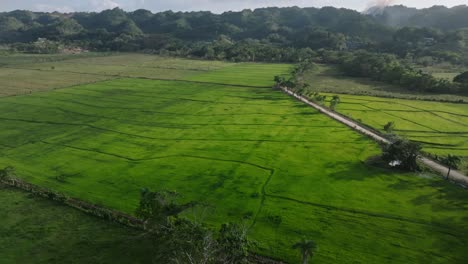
[280,87,468,186]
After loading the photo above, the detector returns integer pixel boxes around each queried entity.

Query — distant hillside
[371,5,468,30]
[0,7,391,43]
[0,6,466,65]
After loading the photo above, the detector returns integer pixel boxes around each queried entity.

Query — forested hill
[371,5,468,30]
[0,7,391,43]
[0,6,467,64]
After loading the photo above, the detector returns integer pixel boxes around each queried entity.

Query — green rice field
[1,55,467,262]
[334,94,468,174]
[324,93,468,157]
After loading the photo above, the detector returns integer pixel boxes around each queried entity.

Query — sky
[0,0,466,13]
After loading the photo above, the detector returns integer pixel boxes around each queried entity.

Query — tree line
[318,50,468,95]
[1,6,467,65]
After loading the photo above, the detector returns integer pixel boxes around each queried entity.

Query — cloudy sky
[0,0,466,13]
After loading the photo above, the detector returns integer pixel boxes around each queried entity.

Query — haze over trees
[0,5,467,64]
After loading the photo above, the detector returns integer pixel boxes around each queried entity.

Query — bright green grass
[186,63,292,87]
[304,64,468,102]
[0,78,467,263]
[0,184,152,263]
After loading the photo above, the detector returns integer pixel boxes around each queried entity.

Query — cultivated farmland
[1,56,467,263]
[324,93,468,155]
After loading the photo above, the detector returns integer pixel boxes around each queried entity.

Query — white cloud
[90,0,120,11]
[33,3,75,13]
[0,0,466,13]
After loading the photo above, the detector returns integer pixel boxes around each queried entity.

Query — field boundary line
[265,194,463,232]
[279,86,468,187]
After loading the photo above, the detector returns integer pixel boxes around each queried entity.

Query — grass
[186,63,292,87]
[415,64,467,81]
[303,63,468,173]
[0,184,152,263]
[0,68,113,97]
[12,54,231,79]
[0,74,467,263]
[0,53,290,97]
[0,52,111,66]
[319,92,468,173]
[303,64,468,102]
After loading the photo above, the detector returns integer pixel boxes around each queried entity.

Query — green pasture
[0,185,152,263]
[416,64,467,81]
[304,64,468,102]
[0,78,467,263]
[0,68,113,97]
[13,54,230,79]
[185,63,292,87]
[0,53,290,97]
[0,52,109,66]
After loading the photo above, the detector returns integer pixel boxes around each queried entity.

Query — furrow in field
[1,116,363,144]
[264,194,460,233]
[33,93,288,108]
[39,139,275,230]
[362,104,440,132]
[1,100,311,117]
[5,66,274,88]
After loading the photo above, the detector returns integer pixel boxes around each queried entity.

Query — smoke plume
[365,0,398,15]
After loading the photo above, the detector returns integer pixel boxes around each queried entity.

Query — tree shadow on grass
[326,161,386,181]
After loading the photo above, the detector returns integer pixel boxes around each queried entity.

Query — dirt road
[280,87,468,187]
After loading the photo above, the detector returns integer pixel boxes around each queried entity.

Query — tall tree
[441,154,462,179]
[217,222,251,264]
[383,139,422,171]
[292,238,317,264]
[135,188,196,232]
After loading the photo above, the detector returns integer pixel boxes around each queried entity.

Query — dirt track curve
[280,87,468,187]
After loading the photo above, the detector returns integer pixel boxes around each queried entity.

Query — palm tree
[292,238,317,264]
[442,154,462,179]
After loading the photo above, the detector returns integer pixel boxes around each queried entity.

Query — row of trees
[318,50,468,95]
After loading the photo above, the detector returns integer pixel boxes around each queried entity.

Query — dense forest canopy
[372,5,468,30]
[0,5,466,61]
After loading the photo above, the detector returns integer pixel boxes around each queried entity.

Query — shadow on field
[326,162,384,181]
